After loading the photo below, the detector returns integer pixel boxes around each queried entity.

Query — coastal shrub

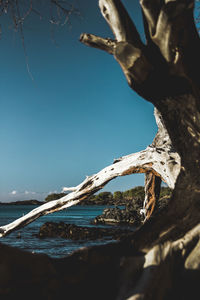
[160,187,172,199]
[44,186,171,205]
[122,186,145,201]
[113,191,123,201]
[45,193,66,202]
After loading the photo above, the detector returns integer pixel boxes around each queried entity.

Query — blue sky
[0,1,157,202]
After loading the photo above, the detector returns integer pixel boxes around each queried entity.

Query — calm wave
[0,204,124,258]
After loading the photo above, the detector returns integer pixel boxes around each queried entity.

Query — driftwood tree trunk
[80,0,200,231]
[1,1,200,299]
[79,0,200,299]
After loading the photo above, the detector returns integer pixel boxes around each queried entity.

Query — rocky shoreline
[92,195,170,226]
[37,195,170,240]
[92,206,142,226]
[37,221,133,241]
[37,197,144,240]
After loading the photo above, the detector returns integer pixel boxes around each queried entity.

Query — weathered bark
[143,172,161,220]
[80,0,200,223]
[78,0,200,298]
[141,108,179,220]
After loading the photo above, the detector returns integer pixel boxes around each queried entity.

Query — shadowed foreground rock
[1,229,200,300]
[0,242,121,300]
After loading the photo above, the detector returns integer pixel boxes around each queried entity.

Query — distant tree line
[44,193,66,202]
[45,186,172,205]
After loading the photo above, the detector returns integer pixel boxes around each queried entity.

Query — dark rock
[92,205,143,226]
[0,241,127,300]
[92,195,170,226]
[37,221,132,241]
[0,232,200,300]
[16,232,21,239]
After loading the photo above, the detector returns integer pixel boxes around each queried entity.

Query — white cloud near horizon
[1,190,50,203]
[9,190,37,195]
[9,190,38,196]
[4,189,63,202]
[24,190,36,195]
[10,190,17,195]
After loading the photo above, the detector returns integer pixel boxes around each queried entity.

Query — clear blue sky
[0,0,157,202]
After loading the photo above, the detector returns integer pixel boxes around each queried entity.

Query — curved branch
[140,0,164,38]
[99,0,143,47]
[0,142,180,238]
[143,172,161,221]
[0,108,180,237]
[140,0,200,86]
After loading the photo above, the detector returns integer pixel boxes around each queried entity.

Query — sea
[0,204,127,258]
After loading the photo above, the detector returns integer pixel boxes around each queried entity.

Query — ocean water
[0,204,125,258]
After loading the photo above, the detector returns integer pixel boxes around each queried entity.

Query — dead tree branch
[79,34,116,54]
[0,108,180,237]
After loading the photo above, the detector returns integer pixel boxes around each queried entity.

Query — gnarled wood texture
[79,0,200,299]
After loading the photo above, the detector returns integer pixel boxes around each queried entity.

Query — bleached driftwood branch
[0,109,180,238]
[0,0,185,240]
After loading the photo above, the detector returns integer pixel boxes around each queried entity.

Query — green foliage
[122,186,145,201]
[89,192,113,205]
[97,192,113,200]
[160,187,172,198]
[113,191,123,200]
[45,193,66,202]
[44,186,172,205]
